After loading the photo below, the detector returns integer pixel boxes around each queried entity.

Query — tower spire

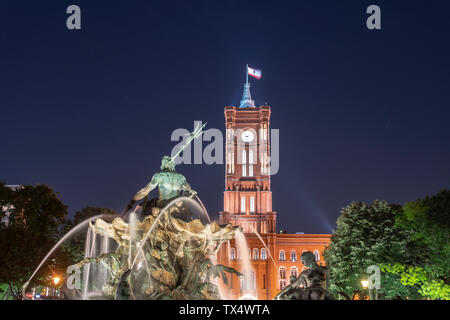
[240,64,255,108]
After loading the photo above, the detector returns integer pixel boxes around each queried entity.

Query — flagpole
[246,64,248,85]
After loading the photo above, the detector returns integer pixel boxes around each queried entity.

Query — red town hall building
[217,81,331,300]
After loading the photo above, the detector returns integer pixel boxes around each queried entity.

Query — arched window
[241,197,246,213]
[279,250,285,261]
[279,280,286,290]
[279,267,286,279]
[314,250,320,261]
[253,248,259,260]
[260,248,267,260]
[290,267,298,278]
[230,248,236,260]
[290,250,297,262]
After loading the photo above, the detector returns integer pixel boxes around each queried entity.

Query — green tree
[324,200,419,299]
[0,183,69,299]
[382,190,450,300]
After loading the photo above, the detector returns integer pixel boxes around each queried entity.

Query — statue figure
[274,251,334,300]
[124,123,205,215]
[125,155,197,214]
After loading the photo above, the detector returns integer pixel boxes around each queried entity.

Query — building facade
[217,82,331,300]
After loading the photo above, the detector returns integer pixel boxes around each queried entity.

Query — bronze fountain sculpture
[274,251,335,300]
[65,123,242,299]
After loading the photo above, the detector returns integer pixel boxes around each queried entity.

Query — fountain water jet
[22,214,118,299]
[235,230,256,298]
[249,224,277,268]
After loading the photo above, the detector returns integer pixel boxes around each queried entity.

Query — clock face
[241,130,254,142]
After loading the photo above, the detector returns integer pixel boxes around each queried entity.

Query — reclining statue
[274,251,334,300]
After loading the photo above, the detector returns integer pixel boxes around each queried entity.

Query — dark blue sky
[1,1,449,233]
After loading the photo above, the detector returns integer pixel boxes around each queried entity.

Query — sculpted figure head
[301,251,316,269]
[304,269,326,288]
[161,155,176,172]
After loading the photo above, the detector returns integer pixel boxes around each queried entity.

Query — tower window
[230,248,236,260]
[240,197,246,213]
[242,150,247,176]
[249,150,254,176]
[250,196,255,213]
[262,221,267,234]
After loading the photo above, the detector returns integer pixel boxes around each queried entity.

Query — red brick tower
[218,81,277,299]
[217,78,331,300]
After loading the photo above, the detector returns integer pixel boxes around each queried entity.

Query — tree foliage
[381,190,450,300]
[325,190,450,300]
[323,200,419,299]
[0,183,69,299]
[381,263,449,300]
[0,182,119,299]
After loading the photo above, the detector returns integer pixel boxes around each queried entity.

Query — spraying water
[128,211,138,267]
[82,227,97,300]
[22,214,118,299]
[97,235,110,288]
[235,230,256,297]
[249,224,276,268]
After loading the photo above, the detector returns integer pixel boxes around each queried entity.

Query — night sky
[1,1,450,234]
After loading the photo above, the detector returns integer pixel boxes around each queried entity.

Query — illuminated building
[217,82,331,300]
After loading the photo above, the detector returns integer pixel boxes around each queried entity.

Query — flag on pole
[247,66,262,80]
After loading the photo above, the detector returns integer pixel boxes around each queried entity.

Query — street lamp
[53,276,60,300]
[361,280,368,289]
[361,280,369,300]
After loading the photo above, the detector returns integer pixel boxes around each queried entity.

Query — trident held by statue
[169,122,207,165]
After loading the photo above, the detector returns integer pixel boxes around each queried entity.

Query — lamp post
[361,280,369,300]
[53,277,60,300]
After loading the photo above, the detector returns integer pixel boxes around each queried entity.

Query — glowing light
[361,280,368,289]
[53,276,60,285]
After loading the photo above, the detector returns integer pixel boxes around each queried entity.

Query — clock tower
[217,75,331,300]
[219,82,276,235]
